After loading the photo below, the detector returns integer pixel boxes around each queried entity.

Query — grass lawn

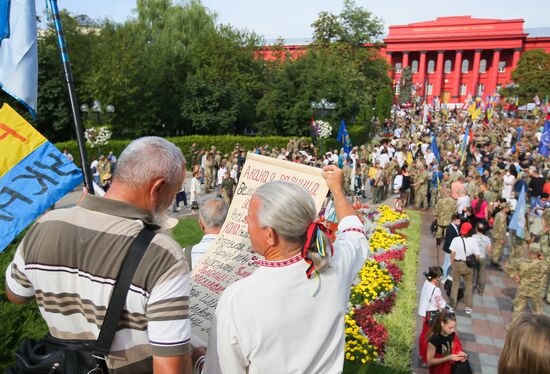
[171,216,204,248]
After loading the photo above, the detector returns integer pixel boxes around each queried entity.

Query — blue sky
[37,0,549,39]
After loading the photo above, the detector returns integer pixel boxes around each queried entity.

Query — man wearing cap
[507,243,549,325]
[491,203,510,269]
[448,222,481,314]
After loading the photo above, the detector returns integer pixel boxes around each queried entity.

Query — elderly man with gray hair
[186,198,229,269]
[5,137,193,373]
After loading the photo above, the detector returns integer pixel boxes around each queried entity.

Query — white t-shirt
[457,195,470,213]
[472,233,491,259]
[418,280,446,317]
[204,216,369,374]
[449,236,481,261]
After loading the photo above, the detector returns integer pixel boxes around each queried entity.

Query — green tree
[511,49,550,103]
[376,86,393,121]
[398,67,412,105]
[35,11,99,141]
[311,0,383,46]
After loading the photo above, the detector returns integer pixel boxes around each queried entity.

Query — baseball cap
[460,222,473,236]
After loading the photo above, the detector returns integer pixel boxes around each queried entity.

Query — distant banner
[190,153,328,345]
[0,104,82,252]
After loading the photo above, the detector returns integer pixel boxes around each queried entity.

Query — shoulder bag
[8,228,155,374]
[461,237,477,268]
[425,286,440,325]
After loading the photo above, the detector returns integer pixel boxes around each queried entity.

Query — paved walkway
[412,210,550,374]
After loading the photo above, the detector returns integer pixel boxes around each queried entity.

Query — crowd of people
[6,100,550,374]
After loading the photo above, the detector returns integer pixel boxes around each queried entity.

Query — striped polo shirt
[6,194,191,373]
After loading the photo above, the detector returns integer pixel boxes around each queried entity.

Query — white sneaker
[465,307,472,315]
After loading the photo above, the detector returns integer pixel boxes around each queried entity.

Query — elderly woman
[204,165,369,373]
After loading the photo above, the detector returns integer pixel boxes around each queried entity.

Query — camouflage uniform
[491,209,508,264]
[509,244,549,324]
[204,157,213,192]
[466,180,479,200]
[415,170,429,209]
[435,195,457,239]
[342,164,352,196]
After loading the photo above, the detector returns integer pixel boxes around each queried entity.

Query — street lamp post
[311,98,336,156]
[80,100,115,125]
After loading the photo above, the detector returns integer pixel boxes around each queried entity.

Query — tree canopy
[510,49,550,103]
[3,0,392,141]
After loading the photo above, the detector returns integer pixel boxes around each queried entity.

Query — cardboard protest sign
[190,153,328,345]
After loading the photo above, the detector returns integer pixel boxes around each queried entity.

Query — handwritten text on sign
[189,153,328,346]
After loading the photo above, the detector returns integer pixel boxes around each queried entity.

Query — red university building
[260,16,550,104]
[383,16,550,104]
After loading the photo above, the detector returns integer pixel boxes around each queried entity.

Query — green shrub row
[55,127,371,168]
[56,135,304,167]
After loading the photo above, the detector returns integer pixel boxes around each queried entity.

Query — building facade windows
[498,61,506,72]
[477,83,484,96]
[411,60,418,73]
[461,59,469,73]
[427,60,435,73]
[479,59,487,73]
[426,83,433,95]
[496,84,502,92]
[460,84,467,96]
[444,59,452,73]
[395,62,402,73]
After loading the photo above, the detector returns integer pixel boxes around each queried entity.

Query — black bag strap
[460,237,467,259]
[428,285,437,304]
[93,228,155,360]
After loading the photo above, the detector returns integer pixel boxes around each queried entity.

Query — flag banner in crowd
[430,136,440,163]
[337,119,352,154]
[0,0,38,116]
[0,104,82,253]
[539,120,550,158]
[508,185,527,239]
[511,127,523,154]
[189,153,328,346]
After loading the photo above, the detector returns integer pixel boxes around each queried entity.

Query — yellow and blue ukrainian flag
[0,104,82,252]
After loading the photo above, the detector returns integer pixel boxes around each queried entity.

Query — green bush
[56,135,307,168]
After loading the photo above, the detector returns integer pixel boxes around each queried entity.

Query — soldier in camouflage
[491,203,510,268]
[508,243,549,326]
[435,187,457,247]
[413,165,430,209]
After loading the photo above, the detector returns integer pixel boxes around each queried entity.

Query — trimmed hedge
[56,135,306,167]
[55,127,372,167]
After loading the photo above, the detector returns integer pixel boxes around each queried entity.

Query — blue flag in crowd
[0,0,38,116]
[538,120,550,158]
[337,119,352,154]
[430,136,440,163]
[511,127,523,154]
[508,185,526,239]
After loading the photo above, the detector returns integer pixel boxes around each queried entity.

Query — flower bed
[340,205,411,369]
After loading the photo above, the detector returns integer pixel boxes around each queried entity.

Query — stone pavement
[412,210,550,374]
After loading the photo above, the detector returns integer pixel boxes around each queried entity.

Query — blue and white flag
[508,185,526,239]
[538,120,550,158]
[0,0,38,117]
